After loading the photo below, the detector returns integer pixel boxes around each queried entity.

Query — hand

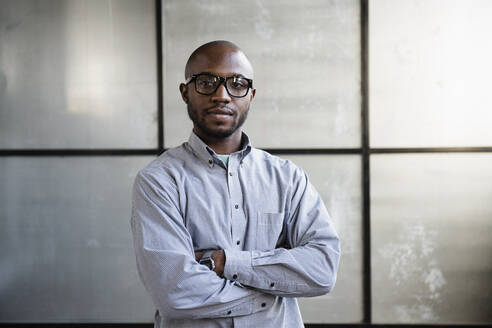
[211,250,225,276]
[194,250,204,261]
[194,249,225,277]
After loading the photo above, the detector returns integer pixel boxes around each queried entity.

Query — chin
[196,120,236,138]
[203,125,239,138]
[209,129,237,139]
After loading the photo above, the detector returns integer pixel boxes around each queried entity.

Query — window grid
[1,0,491,326]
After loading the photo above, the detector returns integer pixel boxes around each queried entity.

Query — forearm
[223,238,340,297]
[134,245,275,319]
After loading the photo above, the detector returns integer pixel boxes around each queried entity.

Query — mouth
[207,106,234,116]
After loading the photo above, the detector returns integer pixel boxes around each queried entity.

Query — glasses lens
[195,75,218,94]
[226,76,249,97]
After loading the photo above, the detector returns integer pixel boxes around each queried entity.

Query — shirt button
[270,283,275,287]
[234,204,239,209]
[229,172,233,176]
[227,310,232,315]
[236,240,240,245]
[208,159,213,164]
[261,302,266,307]
[232,274,238,280]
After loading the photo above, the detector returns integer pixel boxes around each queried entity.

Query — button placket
[228,155,247,252]
[228,155,241,245]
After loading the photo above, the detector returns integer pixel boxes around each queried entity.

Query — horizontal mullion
[2,146,492,157]
[262,148,362,155]
[0,149,163,156]
[306,325,492,328]
[0,148,363,156]
[371,147,492,154]
[1,323,490,328]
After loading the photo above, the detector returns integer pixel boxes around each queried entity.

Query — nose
[211,82,231,103]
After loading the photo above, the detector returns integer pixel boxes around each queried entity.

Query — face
[180,46,256,140]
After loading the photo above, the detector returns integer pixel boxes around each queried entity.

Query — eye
[197,78,216,88]
[229,77,248,89]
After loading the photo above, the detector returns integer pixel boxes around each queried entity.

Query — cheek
[188,96,208,111]
[235,99,251,111]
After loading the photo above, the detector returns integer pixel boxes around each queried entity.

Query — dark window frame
[1,0,491,326]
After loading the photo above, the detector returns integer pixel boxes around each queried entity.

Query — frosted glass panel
[371,154,492,324]
[284,155,363,323]
[370,0,492,147]
[0,157,155,322]
[0,0,157,149]
[163,0,361,148]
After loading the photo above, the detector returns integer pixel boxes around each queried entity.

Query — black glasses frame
[185,73,254,98]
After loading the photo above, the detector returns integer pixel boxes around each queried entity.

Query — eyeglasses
[185,73,253,98]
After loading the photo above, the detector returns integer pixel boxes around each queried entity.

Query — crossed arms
[130,169,340,320]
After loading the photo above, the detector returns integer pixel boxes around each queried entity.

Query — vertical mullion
[156,0,164,153]
[360,0,371,324]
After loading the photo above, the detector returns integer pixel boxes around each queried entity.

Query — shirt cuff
[223,249,253,285]
[211,293,276,318]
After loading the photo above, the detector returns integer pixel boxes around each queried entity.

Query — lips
[207,107,234,116]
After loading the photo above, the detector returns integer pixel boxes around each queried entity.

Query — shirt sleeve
[223,168,341,297]
[131,170,274,320]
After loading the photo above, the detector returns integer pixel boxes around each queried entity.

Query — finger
[195,251,204,261]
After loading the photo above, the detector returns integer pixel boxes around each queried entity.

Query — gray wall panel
[0,0,157,149]
[163,0,361,149]
[371,154,492,324]
[0,157,155,322]
[370,0,492,148]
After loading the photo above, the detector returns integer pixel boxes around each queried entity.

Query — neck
[194,128,243,155]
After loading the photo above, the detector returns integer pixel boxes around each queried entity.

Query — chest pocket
[255,212,285,251]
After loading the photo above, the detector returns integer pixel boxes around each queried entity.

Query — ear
[249,88,256,102]
[179,83,188,104]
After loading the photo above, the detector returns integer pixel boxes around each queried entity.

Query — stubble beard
[187,104,249,139]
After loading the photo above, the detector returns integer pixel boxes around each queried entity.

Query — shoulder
[135,144,189,192]
[248,147,306,182]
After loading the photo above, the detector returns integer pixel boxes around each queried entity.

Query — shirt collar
[187,131,252,167]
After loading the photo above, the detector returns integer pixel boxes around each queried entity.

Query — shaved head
[184,40,254,79]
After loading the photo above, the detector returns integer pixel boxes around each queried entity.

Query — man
[131,40,340,328]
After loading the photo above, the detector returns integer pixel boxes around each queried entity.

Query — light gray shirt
[131,131,340,328]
